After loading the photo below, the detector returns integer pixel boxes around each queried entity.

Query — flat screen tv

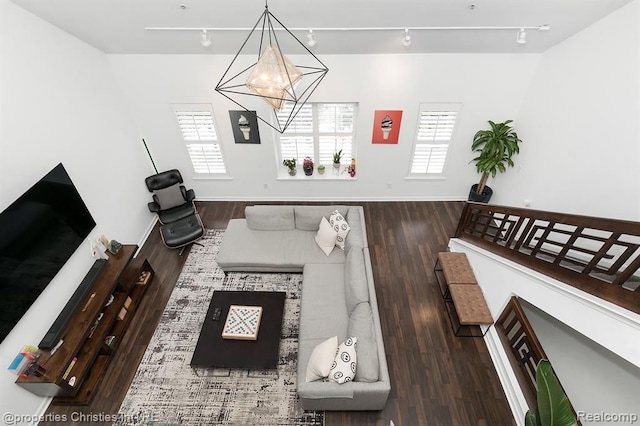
[0,163,96,344]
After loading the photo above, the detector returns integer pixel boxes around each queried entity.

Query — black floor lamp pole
[142,138,159,174]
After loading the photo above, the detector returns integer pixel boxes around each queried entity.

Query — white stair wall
[448,238,640,425]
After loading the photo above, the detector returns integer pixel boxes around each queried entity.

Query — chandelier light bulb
[401,29,411,47]
[245,45,303,110]
[307,30,317,47]
[200,29,212,47]
[516,28,527,44]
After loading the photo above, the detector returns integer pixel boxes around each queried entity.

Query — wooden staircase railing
[497,297,547,409]
[455,202,640,315]
[497,297,580,424]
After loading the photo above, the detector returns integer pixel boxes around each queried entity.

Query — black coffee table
[190,291,286,369]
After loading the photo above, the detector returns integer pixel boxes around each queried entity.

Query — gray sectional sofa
[216,205,391,411]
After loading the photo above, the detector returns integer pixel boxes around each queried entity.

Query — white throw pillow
[329,337,357,384]
[329,210,351,250]
[314,217,338,256]
[305,336,338,382]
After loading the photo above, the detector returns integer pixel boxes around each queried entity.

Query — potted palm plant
[525,360,577,426]
[469,120,522,203]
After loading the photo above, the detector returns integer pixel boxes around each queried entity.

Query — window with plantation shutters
[409,104,462,176]
[276,103,356,174]
[172,104,228,175]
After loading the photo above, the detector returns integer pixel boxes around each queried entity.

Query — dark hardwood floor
[41,201,514,426]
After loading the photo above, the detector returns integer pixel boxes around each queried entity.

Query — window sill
[405,175,447,181]
[192,175,233,181]
[277,168,357,181]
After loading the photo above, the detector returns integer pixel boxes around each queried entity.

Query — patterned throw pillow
[329,210,351,251]
[328,337,357,384]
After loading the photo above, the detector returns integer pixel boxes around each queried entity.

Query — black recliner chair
[145,169,204,251]
[145,169,196,224]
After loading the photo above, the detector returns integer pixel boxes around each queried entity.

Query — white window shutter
[279,103,356,168]
[187,144,226,174]
[410,105,461,175]
[173,106,227,175]
[277,104,313,134]
[410,145,449,174]
[176,111,218,141]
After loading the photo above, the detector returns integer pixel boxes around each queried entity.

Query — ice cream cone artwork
[381,115,393,140]
[238,115,251,140]
[373,110,402,144]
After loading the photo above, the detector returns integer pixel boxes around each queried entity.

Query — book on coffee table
[222,305,263,340]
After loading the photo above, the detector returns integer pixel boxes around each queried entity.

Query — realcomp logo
[577,411,639,424]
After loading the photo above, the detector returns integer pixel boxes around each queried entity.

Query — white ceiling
[9,0,633,54]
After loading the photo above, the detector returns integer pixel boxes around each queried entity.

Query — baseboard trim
[194,196,468,202]
[484,327,528,426]
[136,217,158,256]
[31,396,53,426]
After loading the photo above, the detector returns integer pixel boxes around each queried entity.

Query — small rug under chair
[116,229,324,425]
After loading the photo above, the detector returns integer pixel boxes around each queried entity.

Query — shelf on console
[16,246,155,405]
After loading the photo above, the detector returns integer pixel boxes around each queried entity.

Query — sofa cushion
[329,337,357,384]
[245,205,294,230]
[300,264,348,341]
[216,220,345,272]
[345,207,365,252]
[153,183,185,210]
[344,249,369,314]
[329,210,351,250]
[297,338,355,400]
[295,206,348,231]
[348,302,379,382]
[314,217,338,256]
[305,336,338,382]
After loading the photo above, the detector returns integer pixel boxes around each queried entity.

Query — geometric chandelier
[215,1,329,133]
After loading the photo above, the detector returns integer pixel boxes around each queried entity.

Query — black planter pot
[468,184,493,203]
[303,166,313,176]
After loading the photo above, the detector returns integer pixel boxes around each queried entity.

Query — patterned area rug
[116,229,324,425]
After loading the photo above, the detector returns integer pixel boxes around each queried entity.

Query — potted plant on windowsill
[333,150,343,169]
[469,120,522,203]
[283,158,297,176]
[303,157,314,176]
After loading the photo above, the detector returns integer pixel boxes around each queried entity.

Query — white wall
[449,239,640,425]
[0,1,155,421]
[499,0,640,221]
[521,300,640,426]
[108,53,539,201]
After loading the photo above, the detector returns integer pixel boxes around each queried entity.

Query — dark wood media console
[16,245,155,405]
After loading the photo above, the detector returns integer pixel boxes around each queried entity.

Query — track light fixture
[307,29,317,47]
[146,24,552,48]
[401,29,411,47]
[200,29,211,47]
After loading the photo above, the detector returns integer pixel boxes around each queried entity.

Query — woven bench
[434,252,477,299]
[448,284,493,336]
[434,252,493,337]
